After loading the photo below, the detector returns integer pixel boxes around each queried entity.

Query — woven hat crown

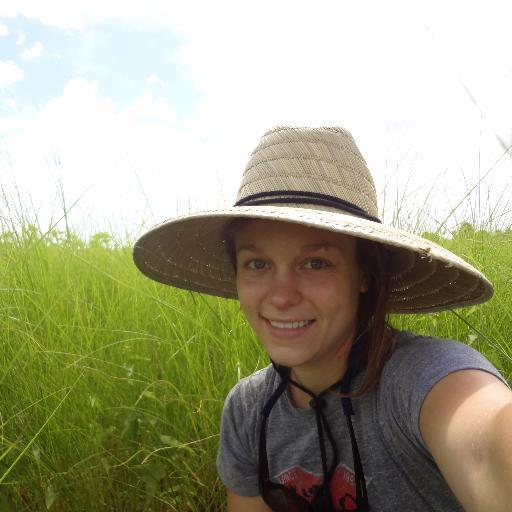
[235,126,379,221]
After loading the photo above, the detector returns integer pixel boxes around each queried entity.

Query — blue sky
[1,15,197,120]
[1,1,511,237]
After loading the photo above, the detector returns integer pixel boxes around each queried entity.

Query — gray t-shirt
[216,331,508,511]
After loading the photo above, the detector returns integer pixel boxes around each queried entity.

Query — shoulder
[382,330,503,384]
[222,365,277,417]
[217,365,278,497]
[375,330,507,442]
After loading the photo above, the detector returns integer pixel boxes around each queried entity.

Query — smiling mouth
[266,319,314,329]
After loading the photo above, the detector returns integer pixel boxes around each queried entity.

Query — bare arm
[227,489,272,512]
[420,369,512,512]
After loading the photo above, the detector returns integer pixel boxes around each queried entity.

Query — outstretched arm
[420,369,512,512]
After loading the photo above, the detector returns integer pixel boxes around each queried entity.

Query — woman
[134,126,512,511]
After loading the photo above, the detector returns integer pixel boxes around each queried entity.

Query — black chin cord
[286,376,339,489]
[267,341,369,511]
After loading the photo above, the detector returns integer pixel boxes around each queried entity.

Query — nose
[268,269,301,309]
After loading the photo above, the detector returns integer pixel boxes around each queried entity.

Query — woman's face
[234,220,367,373]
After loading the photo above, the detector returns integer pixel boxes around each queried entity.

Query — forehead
[233,219,356,249]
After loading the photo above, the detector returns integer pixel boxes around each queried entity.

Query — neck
[287,340,353,409]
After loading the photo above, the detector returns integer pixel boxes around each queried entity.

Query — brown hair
[351,238,395,397]
[223,219,395,397]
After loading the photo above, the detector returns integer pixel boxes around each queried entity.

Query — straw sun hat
[133,125,493,313]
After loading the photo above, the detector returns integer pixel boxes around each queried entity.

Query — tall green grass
[0,222,511,510]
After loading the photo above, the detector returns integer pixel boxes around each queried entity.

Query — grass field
[0,222,511,510]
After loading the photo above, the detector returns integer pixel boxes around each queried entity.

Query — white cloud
[0,0,174,30]
[0,78,222,232]
[21,41,43,60]
[16,32,25,45]
[2,98,17,109]
[0,22,8,36]
[121,89,176,125]
[0,60,24,90]
[147,74,163,86]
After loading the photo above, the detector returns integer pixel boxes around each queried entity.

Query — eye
[247,259,269,270]
[304,258,329,270]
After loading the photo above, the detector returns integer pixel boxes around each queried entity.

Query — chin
[265,349,311,369]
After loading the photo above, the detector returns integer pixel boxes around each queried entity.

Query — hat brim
[133,205,493,314]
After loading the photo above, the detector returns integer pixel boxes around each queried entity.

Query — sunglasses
[258,354,369,512]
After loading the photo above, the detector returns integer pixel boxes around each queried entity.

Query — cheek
[321,279,362,315]
[236,277,258,316]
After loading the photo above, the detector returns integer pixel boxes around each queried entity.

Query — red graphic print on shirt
[278,464,358,511]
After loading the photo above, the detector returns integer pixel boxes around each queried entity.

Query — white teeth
[269,319,312,329]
